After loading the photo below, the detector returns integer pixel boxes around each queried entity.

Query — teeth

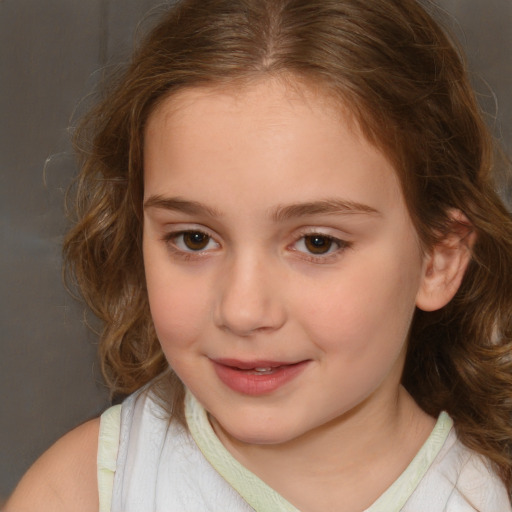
[254,367,274,373]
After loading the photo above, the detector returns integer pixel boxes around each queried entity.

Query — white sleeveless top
[97,386,511,511]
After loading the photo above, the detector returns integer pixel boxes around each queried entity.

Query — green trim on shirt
[97,404,122,512]
[185,391,300,511]
[97,391,453,512]
[185,390,453,512]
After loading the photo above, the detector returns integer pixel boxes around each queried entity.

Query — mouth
[214,358,303,371]
[211,358,310,395]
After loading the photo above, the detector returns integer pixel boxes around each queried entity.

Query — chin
[215,416,305,446]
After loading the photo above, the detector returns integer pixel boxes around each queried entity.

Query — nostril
[213,259,287,335]
[214,292,286,336]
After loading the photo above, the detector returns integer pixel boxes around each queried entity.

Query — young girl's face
[142,78,428,445]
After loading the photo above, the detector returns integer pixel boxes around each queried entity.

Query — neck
[211,386,435,512]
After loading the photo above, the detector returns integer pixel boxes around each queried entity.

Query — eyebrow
[143,195,380,221]
[144,196,222,217]
[270,199,380,222]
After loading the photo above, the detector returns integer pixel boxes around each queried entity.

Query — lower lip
[212,360,309,396]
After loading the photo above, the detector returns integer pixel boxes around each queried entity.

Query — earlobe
[416,212,476,312]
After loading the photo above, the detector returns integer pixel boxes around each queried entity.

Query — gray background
[1,0,511,502]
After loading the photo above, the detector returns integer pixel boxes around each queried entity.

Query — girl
[6,0,512,510]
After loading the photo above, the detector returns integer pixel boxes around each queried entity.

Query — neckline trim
[185,390,453,512]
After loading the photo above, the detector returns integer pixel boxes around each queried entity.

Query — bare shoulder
[4,417,100,512]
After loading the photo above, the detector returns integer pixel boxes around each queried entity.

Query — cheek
[297,246,422,360]
[143,250,210,354]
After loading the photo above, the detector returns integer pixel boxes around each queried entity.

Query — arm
[4,418,100,512]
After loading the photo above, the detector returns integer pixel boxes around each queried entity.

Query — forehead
[143,78,403,214]
[146,76,363,146]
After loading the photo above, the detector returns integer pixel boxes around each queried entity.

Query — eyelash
[162,229,352,263]
[290,232,352,263]
[162,229,219,259]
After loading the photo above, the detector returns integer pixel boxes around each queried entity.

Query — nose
[214,254,286,336]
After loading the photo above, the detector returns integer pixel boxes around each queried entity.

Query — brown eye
[304,235,333,254]
[182,231,211,251]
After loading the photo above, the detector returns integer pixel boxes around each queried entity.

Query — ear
[416,211,476,312]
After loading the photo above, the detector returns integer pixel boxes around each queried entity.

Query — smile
[253,367,273,374]
[211,358,310,396]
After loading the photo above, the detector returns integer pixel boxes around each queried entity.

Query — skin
[6,77,472,512]
[4,418,99,511]
[141,78,469,511]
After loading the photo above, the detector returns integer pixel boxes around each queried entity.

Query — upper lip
[212,358,305,370]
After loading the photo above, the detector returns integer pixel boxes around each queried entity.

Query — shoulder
[434,431,511,511]
[401,418,511,511]
[4,417,100,512]
[452,447,511,511]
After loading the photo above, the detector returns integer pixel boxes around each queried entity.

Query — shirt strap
[97,404,122,512]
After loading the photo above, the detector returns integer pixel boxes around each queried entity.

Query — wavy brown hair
[64,0,512,492]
